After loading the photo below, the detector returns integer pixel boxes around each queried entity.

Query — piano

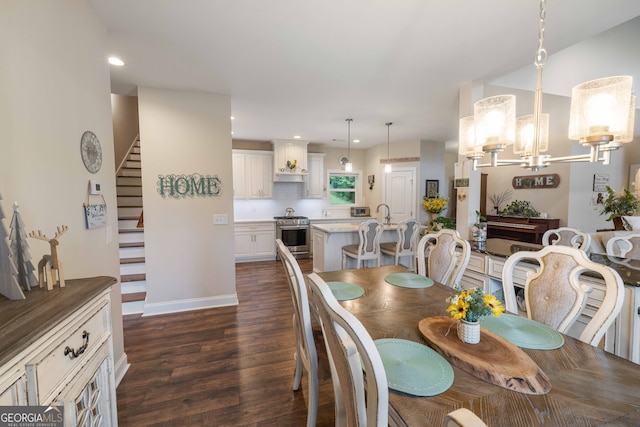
[485,215,560,244]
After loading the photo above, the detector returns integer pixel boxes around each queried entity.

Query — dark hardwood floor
[116,258,336,426]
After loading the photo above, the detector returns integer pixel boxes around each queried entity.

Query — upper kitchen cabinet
[272,139,309,182]
[306,153,326,199]
[232,150,273,199]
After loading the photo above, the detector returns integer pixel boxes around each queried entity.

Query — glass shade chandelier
[385,122,393,173]
[345,118,353,172]
[459,0,635,171]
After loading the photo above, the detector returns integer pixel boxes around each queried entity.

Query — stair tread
[120,257,145,264]
[117,194,143,197]
[121,273,146,282]
[119,228,144,233]
[120,242,145,249]
[118,216,141,220]
[122,292,146,303]
[116,184,142,187]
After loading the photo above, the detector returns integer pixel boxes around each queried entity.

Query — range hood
[272,139,309,183]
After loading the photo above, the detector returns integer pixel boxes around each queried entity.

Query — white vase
[457,319,480,344]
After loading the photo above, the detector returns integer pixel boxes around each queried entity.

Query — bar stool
[380,219,420,270]
[342,219,383,269]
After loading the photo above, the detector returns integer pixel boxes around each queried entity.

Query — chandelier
[459,0,635,172]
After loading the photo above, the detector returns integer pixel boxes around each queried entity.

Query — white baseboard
[114,352,130,387]
[141,294,239,317]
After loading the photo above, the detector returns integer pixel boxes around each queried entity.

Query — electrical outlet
[213,214,228,225]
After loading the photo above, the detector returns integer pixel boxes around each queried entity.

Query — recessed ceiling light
[230,116,235,120]
[108,56,125,66]
[353,139,360,144]
[231,131,234,135]
[293,135,301,139]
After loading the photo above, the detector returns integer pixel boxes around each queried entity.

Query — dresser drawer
[26,298,111,404]
[466,253,488,274]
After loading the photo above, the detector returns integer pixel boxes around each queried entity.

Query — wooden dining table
[317,265,640,426]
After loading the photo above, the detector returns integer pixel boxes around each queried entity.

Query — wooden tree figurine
[9,202,37,291]
[0,193,25,300]
[29,225,68,290]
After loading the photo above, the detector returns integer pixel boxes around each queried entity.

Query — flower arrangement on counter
[446,286,504,323]
[423,195,448,214]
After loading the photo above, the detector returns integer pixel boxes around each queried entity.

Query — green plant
[600,186,640,221]
[429,216,456,232]
[502,200,540,217]
[473,210,486,227]
[446,286,504,322]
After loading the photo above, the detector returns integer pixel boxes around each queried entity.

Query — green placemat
[327,281,365,301]
[375,338,454,396]
[480,313,564,350]
[384,273,434,288]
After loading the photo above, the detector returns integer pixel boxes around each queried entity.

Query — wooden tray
[418,316,551,395]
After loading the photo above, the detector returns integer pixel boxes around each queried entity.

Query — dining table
[317,264,640,426]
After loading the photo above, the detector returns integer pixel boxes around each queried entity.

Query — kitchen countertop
[312,222,399,233]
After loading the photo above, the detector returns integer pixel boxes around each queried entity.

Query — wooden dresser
[485,215,560,244]
[0,276,117,426]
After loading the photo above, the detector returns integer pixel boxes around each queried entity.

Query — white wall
[137,88,237,314]
[0,0,125,378]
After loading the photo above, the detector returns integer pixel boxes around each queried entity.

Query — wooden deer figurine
[29,225,68,290]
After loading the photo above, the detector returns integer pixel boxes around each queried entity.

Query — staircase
[116,139,146,315]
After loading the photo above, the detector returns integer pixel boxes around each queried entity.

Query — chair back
[416,229,471,287]
[606,233,640,260]
[444,408,487,427]
[397,219,421,253]
[542,227,591,251]
[501,245,624,346]
[307,273,388,427]
[357,219,383,257]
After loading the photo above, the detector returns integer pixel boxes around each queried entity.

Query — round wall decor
[80,130,102,173]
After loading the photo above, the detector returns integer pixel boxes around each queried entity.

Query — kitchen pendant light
[385,122,393,173]
[345,118,353,172]
[459,0,635,171]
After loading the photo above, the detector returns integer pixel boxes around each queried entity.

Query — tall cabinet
[232,150,273,199]
[306,153,325,199]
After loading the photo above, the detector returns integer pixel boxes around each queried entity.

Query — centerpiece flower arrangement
[423,195,448,231]
[446,286,503,344]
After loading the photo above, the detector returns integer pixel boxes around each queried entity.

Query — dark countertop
[473,238,640,287]
[0,276,117,366]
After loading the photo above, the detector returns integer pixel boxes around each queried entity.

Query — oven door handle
[278,225,309,230]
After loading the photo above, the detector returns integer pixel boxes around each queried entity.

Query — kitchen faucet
[375,203,391,225]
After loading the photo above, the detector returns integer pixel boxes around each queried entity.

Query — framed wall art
[425,180,439,198]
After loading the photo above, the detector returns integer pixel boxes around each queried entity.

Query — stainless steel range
[275,215,310,259]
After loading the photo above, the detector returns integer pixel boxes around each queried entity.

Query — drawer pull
[64,330,90,359]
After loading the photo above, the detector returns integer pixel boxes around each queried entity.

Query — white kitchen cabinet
[232,150,273,199]
[305,153,325,199]
[235,222,276,262]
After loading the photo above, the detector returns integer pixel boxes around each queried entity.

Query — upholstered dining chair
[306,272,388,427]
[444,408,488,427]
[342,219,384,269]
[380,219,421,271]
[542,227,592,251]
[276,239,319,427]
[501,245,624,347]
[606,233,640,260]
[416,229,471,288]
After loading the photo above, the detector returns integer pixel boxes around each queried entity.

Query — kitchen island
[311,222,401,272]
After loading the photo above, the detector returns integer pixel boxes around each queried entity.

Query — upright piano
[485,215,560,244]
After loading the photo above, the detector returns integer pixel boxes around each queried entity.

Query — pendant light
[345,118,353,172]
[385,122,393,173]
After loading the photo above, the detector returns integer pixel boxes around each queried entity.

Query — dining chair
[444,408,487,427]
[606,233,640,260]
[542,227,591,251]
[380,218,421,270]
[416,229,471,288]
[276,239,319,427]
[501,245,624,346]
[306,272,388,427]
[342,219,384,270]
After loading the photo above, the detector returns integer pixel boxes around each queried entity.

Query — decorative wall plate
[80,130,102,173]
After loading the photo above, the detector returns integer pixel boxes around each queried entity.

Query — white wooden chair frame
[542,227,591,251]
[307,273,388,427]
[416,229,471,288]
[444,408,487,427]
[380,219,421,271]
[276,240,319,427]
[502,245,624,346]
[606,233,640,260]
[342,219,383,269]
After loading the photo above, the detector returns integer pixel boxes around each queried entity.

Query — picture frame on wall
[425,180,439,198]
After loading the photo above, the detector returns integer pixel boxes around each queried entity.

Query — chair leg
[342,252,346,270]
[293,349,303,391]
[307,368,319,427]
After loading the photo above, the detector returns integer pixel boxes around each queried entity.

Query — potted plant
[446,286,504,344]
[600,185,640,230]
[471,210,487,246]
[502,200,540,218]
[423,194,448,231]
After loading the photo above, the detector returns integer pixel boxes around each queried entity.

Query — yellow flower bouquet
[446,286,504,323]
[423,195,448,214]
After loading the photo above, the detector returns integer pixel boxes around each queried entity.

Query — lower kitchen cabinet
[235,221,276,262]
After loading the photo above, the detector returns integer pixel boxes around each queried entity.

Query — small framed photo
[425,180,439,198]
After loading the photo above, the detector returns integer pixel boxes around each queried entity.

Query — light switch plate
[213,214,228,225]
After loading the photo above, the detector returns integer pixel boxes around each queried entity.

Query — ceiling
[89,0,640,149]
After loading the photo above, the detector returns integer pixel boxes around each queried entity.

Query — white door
[383,168,416,223]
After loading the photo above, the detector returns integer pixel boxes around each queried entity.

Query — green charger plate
[480,313,564,350]
[384,273,434,288]
[327,281,365,301]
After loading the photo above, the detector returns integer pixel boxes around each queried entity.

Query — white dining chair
[444,408,487,427]
[342,219,384,269]
[380,219,421,270]
[306,272,388,427]
[606,233,640,260]
[416,229,471,287]
[501,245,624,347]
[542,227,591,251]
[276,239,319,427]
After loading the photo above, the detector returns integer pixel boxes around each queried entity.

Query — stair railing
[116,134,141,176]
